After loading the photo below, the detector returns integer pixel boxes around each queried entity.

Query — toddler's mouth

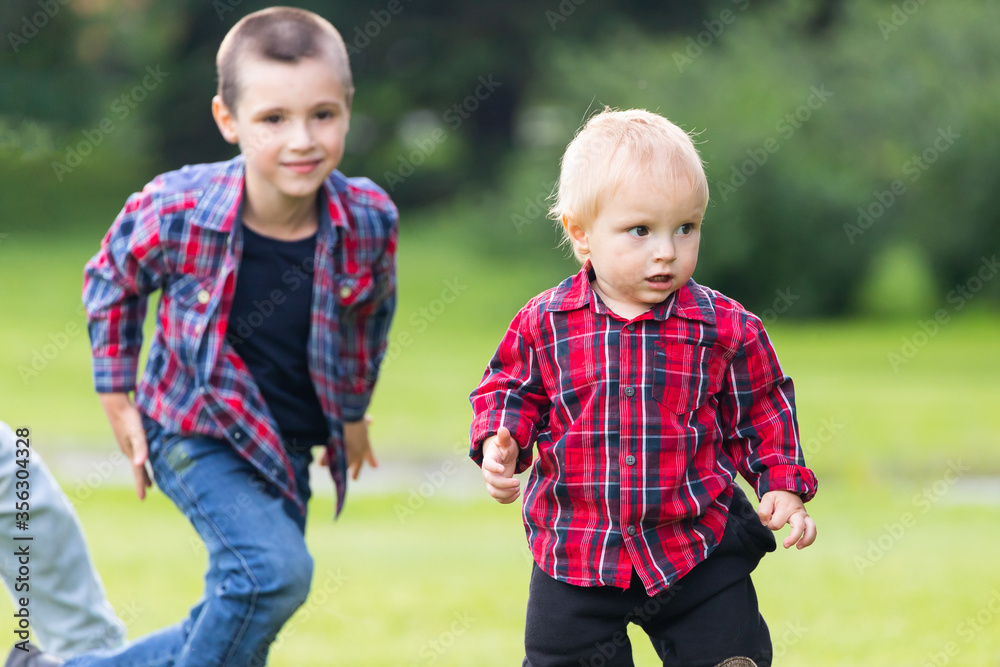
[645,274,675,290]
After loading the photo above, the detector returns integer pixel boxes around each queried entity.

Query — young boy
[469,109,817,667]
[51,8,396,667]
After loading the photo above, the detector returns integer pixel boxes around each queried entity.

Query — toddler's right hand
[481,427,520,504]
[99,392,153,500]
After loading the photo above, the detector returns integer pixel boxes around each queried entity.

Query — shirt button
[624,386,635,397]
[197,290,210,304]
[233,431,243,441]
[625,455,636,465]
[339,286,352,299]
[194,324,202,334]
[626,323,635,331]
[626,525,637,536]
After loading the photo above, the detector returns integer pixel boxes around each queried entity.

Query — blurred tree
[146,0,719,206]
[490,0,1000,315]
[2,0,998,317]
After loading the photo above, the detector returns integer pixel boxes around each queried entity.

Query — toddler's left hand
[758,490,817,549]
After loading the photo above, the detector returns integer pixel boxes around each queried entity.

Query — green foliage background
[2,0,999,316]
[2,2,1000,664]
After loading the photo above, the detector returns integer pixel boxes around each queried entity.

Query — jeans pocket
[147,428,192,478]
[142,413,163,453]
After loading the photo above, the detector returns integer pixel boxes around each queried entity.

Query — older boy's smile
[282,158,324,174]
[212,54,352,212]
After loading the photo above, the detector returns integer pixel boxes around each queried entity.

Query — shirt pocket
[651,342,714,414]
[165,274,216,360]
[336,268,376,310]
[168,274,215,316]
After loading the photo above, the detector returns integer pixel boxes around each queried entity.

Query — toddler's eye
[628,226,649,238]
[316,109,334,120]
[677,223,696,235]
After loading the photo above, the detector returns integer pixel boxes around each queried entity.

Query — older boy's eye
[263,114,283,124]
[627,226,649,238]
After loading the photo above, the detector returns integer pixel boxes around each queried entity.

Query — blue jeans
[65,429,315,667]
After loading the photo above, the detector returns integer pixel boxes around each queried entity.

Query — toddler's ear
[211,95,240,145]
[562,214,589,256]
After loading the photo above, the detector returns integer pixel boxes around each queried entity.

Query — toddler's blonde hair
[550,108,708,261]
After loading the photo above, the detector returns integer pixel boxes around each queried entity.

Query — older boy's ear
[212,95,239,145]
[562,214,589,255]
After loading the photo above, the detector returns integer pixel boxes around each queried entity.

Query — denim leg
[65,432,314,667]
[0,422,127,659]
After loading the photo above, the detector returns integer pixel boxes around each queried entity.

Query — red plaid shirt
[470,263,816,595]
[84,157,397,517]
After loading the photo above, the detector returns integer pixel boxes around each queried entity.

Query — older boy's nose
[287,120,315,150]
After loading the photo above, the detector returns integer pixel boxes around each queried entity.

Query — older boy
[470,109,817,667]
[46,8,397,667]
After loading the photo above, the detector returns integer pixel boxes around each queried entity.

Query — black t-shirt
[226,221,329,444]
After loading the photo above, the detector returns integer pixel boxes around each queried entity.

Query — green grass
[0,220,575,449]
[2,224,999,476]
[2,227,1000,664]
[2,480,999,666]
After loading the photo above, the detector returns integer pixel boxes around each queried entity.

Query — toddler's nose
[652,236,676,262]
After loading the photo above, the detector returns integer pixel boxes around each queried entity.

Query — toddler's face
[213,54,351,202]
[565,174,704,320]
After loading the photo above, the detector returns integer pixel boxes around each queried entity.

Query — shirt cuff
[469,412,537,474]
[340,389,372,423]
[756,464,818,502]
[92,355,139,393]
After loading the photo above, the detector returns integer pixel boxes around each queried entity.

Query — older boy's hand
[758,490,817,549]
[344,414,378,480]
[482,427,520,504]
[99,392,153,500]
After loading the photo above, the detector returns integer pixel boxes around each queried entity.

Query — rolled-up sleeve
[83,192,167,393]
[469,307,549,474]
[718,315,817,501]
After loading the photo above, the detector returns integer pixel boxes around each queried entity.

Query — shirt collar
[546,262,593,312]
[321,171,351,233]
[546,260,716,325]
[190,155,350,234]
[672,279,716,325]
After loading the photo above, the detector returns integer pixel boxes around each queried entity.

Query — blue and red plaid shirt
[470,263,817,595]
[84,156,397,517]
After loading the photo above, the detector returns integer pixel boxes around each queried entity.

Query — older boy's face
[213,54,350,203]
[565,174,704,320]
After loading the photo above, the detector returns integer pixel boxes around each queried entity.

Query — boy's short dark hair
[216,6,353,113]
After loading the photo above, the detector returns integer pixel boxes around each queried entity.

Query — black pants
[524,487,775,667]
